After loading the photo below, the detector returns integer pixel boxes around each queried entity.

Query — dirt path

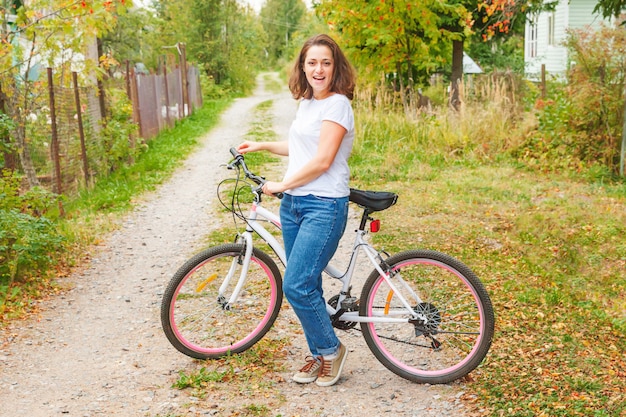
[0,73,473,417]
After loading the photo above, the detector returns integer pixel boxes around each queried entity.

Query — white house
[524,0,613,80]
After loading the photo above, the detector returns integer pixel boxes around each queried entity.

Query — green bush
[515,24,625,175]
[513,86,585,172]
[565,24,625,171]
[0,112,15,157]
[0,209,63,285]
[0,170,63,287]
[0,169,59,214]
[91,88,140,175]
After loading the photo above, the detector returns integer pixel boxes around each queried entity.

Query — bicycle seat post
[358,208,372,231]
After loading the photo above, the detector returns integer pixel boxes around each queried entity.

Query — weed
[173,366,229,389]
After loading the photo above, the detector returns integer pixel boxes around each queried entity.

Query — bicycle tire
[359,249,494,384]
[161,243,283,359]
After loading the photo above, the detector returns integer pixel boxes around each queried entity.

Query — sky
[243,0,265,13]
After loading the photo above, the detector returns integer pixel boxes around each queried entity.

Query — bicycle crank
[329,294,358,330]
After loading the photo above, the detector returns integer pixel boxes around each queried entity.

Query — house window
[547,12,556,46]
[529,20,538,58]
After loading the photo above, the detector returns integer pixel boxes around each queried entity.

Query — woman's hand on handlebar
[262,180,286,198]
[236,141,262,154]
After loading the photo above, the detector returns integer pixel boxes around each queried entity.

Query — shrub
[0,112,15,157]
[565,24,625,171]
[90,88,140,175]
[0,209,63,285]
[515,24,625,175]
[0,170,63,287]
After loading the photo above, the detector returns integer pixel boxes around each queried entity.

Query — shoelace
[318,356,331,377]
[299,356,321,373]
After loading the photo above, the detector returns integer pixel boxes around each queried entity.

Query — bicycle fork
[217,231,254,310]
[217,201,284,310]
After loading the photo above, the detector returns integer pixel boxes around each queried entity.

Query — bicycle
[161,148,495,384]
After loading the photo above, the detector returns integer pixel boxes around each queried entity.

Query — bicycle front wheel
[360,249,494,384]
[161,243,283,359]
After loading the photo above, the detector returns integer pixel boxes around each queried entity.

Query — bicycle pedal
[340,296,358,311]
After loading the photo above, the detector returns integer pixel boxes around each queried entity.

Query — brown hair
[288,34,356,100]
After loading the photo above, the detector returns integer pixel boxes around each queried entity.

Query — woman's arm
[262,120,346,195]
[237,140,289,156]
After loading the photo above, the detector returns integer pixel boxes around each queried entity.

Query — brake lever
[253,183,284,199]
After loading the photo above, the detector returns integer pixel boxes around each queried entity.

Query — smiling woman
[235,34,358,387]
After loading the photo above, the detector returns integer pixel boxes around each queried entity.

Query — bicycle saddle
[349,188,398,212]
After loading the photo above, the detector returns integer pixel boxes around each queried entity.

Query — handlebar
[228,147,283,199]
[229,147,244,162]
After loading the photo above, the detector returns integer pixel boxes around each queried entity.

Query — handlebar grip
[230,147,242,158]
[274,192,284,199]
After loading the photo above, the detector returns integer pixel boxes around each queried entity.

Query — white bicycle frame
[223,200,422,324]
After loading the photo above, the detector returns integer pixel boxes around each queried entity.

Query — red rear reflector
[370,219,380,233]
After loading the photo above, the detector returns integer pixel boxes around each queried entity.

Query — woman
[237,33,356,387]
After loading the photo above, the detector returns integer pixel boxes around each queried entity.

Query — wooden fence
[128,64,203,140]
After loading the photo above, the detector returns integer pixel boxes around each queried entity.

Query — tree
[594,0,626,19]
[100,6,159,69]
[0,0,130,188]
[316,0,467,114]
[316,0,542,110]
[445,0,535,109]
[154,0,267,94]
[260,0,307,64]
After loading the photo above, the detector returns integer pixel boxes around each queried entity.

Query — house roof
[463,52,483,74]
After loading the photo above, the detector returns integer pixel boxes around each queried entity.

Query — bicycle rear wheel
[360,249,494,384]
[161,243,283,359]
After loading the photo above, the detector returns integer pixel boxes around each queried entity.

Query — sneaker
[316,343,348,387]
[293,356,321,384]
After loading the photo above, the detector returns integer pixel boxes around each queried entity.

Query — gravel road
[0,73,475,417]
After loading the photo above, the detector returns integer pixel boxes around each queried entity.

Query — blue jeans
[280,193,349,357]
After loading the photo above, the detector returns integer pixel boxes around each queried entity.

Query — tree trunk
[86,35,102,134]
[397,61,408,116]
[404,34,416,115]
[96,37,107,121]
[450,39,464,111]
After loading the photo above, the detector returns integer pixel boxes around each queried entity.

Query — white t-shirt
[284,94,354,198]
